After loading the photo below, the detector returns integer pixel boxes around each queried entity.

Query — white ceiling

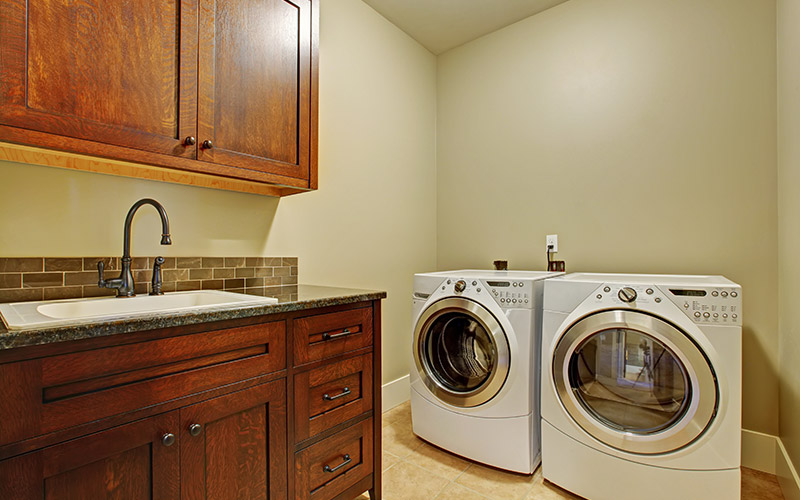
[361,0,571,54]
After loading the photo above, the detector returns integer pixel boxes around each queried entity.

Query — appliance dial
[454,280,466,293]
[618,287,637,303]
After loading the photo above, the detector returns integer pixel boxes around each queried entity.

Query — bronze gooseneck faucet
[98,198,172,297]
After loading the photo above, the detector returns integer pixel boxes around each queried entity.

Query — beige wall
[0,0,437,385]
[437,0,778,434]
[778,0,800,474]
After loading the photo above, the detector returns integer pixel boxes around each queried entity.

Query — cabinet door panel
[0,412,179,500]
[0,0,198,157]
[198,0,312,180]
[180,380,287,500]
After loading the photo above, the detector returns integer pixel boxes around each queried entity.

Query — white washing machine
[410,270,563,474]
[541,273,742,500]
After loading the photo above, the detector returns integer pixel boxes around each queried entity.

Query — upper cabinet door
[197,0,314,182]
[0,0,198,158]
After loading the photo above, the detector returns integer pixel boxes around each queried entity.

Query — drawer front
[294,418,373,500]
[293,307,373,366]
[294,354,372,443]
[0,321,286,447]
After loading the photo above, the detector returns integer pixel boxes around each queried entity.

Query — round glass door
[553,310,718,454]
[414,298,510,407]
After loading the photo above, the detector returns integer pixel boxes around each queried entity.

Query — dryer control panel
[668,287,742,325]
[592,283,742,325]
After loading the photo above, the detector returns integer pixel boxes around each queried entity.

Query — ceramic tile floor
[356,402,785,500]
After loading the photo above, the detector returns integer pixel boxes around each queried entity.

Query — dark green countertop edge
[0,285,386,351]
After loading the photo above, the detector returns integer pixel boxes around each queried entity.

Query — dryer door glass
[568,329,690,434]
[553,309,718,455]
[426,311,495,392]
[414,297,510,407]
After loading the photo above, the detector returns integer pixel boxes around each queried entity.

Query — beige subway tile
[0,258,43,273]
[43,286,83,300]
[0,288,43,302]
[246,257,263,267]
[23,272,63,288]
[202,257,224,268]
[190,268,213,280]
[0,273,21,289]
[213,268,235,279]
[176,280,201,291]
[44,258,82,272]
[201,279,224,290]
[255,267,274,278]
[224,257,245,268]
[177,257,202,269]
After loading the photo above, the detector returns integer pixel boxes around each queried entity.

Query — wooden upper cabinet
[198,0,313,181]
[0,0,198,159]
[0,0,319,193]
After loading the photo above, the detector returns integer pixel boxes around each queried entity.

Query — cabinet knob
[161,433,176,447]
[184,136,196,146]
[189,423,203,437]
[202,140,213,150]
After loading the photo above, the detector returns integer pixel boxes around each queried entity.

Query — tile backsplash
[0,257,298,303]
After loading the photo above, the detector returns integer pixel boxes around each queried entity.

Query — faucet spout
[99,198,172,297]
[123,198,172,259]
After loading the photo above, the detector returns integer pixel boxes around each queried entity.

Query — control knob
[454,280,466,293]
[618,287,637,303]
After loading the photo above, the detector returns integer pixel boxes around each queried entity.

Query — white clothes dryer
[541,273,742,500]
[410,270,563,474]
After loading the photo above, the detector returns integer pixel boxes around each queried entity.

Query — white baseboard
[742,429,778,473]
[381,374,410,412]
[777,438,800,500]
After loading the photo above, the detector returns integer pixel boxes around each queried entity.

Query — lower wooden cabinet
[0,412,180,499]
[0,381,287,500]
[181,380,287,500]
[0,299,382,500]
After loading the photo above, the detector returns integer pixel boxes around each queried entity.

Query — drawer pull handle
[323,387,351,401]
[323,454,351,473]
[322,328,352,341]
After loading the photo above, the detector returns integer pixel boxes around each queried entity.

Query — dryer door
[414,297,510,407]
[552,309,718,455]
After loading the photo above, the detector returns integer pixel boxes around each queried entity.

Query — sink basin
[0,290,278,330]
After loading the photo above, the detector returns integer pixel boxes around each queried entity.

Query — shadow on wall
[0,160,280,257]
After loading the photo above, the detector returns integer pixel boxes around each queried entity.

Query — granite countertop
[0,285,386,351]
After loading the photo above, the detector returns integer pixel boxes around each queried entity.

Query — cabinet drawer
[294,418,373,500]
[0,321,286,447]
[294,354,372,443]
[293,307,373,366]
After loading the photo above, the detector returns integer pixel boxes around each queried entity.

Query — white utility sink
[0,290,278,330]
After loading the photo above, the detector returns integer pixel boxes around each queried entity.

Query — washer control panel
[592,283,742,325]
[487,279,532,308]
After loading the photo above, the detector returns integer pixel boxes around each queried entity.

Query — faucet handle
[150,257,165,296]
[97,260,106,287]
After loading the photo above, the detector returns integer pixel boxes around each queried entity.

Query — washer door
[414,297,510,407]
[553,310,718,455]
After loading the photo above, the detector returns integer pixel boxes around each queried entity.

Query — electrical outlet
[546,234,558,253]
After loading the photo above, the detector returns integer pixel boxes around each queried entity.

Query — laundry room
[0,0,796,499]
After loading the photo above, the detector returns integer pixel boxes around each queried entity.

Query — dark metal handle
[150,256,164,296]
[161,433,175,447]
[323,387,351,401]
[202,139,213,149]
[97,261,105,287]
[322,329,351,341]
[189,423,202,437]
[184,136,196,146]
[323,454,351,473]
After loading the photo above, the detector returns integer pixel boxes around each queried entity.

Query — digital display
[669,289,707,297]
[487,281,510,287]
